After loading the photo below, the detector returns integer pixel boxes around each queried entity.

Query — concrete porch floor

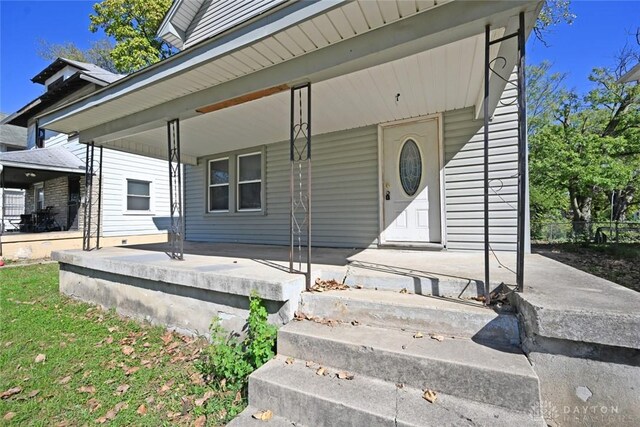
[53,240,640,349]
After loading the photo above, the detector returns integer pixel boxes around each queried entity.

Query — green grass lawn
[0,263,243,426]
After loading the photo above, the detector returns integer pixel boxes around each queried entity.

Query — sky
[0,0,639,115]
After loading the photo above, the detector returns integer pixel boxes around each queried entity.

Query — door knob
[385,191,391,201]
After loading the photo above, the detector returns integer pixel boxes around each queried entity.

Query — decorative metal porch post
[483,12,527,301]
[167,119,184,260]
[82,142,103,251]
[289,83,312,289]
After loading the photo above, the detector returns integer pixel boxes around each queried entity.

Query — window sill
[123,211,156,216]
[203,210,266,217]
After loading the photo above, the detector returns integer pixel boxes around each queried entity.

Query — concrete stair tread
[281,320,533,377]
[300,288,520,346]
[278,320,539,411]
[248,356,544,427]
[228,406,302,427]
[308,288,490,314]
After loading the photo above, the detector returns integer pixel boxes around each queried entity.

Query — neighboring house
[619,62,640,83]
[0,58,171,259]
[0,114,27,231]
[37,1,538,255]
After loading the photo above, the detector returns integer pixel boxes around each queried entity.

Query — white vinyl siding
[443,75,520,252]
[185,126,380,248]
[184,0,286,49]
[43,133,171,237]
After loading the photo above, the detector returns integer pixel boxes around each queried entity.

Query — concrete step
[278,321,540,412]
[300,288,520,347]
[247,356,545,427]
[227,405,302,427]
[318,263,493,298]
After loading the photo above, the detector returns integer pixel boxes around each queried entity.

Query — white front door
[381,118,441,244]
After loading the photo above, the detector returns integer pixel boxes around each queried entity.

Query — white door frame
[377,114,447,248]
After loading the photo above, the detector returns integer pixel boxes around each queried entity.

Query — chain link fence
[532,221,640,244]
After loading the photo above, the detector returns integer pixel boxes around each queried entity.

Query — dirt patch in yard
[532,243,640,293]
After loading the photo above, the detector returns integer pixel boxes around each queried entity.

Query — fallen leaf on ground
[1,387,22,399]
[124,366,140,376]
[166,411,181,420]
[121,345,134,356]
[58,375,72,385]
[423,389,437,403]
[316,367,326,376]
[337,371,355,380]
[77,386,96,394]
[399,288,408,294]
[430,334,444,342]
[194,415,206,427]
[107,327,118,333]
[161,332,173,345]
[233,391,242,404]
[34,354,46,363]
[105,336,114,344]
[158,379,175,394]
[190,372,204,385]
[87,398,101,413]
[195,390,215,407]
[114,384,129,395]
[305,361,314,368]
[28,390,40,398]
[413,332,424,339]
[355,284,363,289]
[285,357,294,365]
[351,320,359,326]
[3,412,16,421]
[252,410,273,421]
[136,404,147,415]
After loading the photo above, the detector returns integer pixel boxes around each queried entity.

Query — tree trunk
[570,187,592,240]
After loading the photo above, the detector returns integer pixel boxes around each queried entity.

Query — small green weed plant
[196,293,277,391]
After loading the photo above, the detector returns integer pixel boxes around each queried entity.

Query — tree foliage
[534,0,576,44]
[528,50,640,236]
[89,0,173,74]
[37,38,118,74]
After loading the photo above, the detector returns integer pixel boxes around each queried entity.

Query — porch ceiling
[104,33,490,162]
[37,0,541,164]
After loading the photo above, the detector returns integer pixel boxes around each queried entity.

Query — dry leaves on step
[34,354,46,363]
[413,332,424,339]
[136,404,147,415]
[355,284,363,289]
[311,278,349,292]
[194,415,207,427]
[316,367,327,376]
[1,387,22,399]
[252,410,273,421]
[285,357,294,365]
[351,320,359,326]
[399,288,408,294]
[430,334,444,342]
[336,371,355,380]
[77,385,96,394]
[422,389,437,403]
[305,361,314,368]
[195,390,215,407]
[293,311,308,321]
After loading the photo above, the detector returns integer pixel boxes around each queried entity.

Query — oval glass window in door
[399,139,422,196]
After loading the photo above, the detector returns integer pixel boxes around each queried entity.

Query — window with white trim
[237,153,262,211]
[208,158,229,212]
[126,179,151,211]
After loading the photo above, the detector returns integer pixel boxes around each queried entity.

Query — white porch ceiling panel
[105,33,485,161]
[41,0,456,134]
